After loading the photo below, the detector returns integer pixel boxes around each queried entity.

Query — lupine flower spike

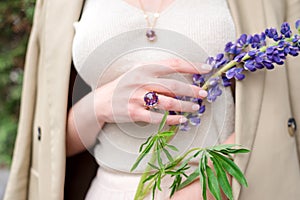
[175,20,300,131]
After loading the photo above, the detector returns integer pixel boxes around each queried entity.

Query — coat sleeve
[3,0,42,199]
[285,0,300,164]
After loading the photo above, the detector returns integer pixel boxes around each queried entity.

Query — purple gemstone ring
[144,91,159,109]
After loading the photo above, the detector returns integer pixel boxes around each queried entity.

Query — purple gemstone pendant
[146,29,156,42]
[144,91,159,108]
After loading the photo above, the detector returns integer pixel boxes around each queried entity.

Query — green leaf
[206,165,221,200]
[178,169,199,190]
[210,151,248,187]
[158,131,175,137]
[156,144,164,169]
[165,171,180,176]
[169,175,182,197]
[162,148,174,162]
[143,173,157,183]
[148,162,160,170]
[166,144,179,152]
[131,139,155,172]
[211,156,233,200]
[199,155,207,200]
[139,135,152,152]
[157,173,162,191]
[158,111,168,132]
[211,144,239,151]
[152,181,157,200]
[221,148,250,154]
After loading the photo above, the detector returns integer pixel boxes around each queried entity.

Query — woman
[4,0,300,200]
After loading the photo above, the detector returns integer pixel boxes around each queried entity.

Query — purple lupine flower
[296,20,300,30]
[224,42,234,53]
[208,77,220,87]
[237,34,248,47]
[251,33,266,49]
[234,52,247,62]
[198,105,206,115]
[226,67,246,80]
[262,60,274,69]
[244,59,257,71]
[221,76,231,87]
[193,74,205,85]
[179,121,190,131]
[281,22,292,38]
[265,28,281,41]
[266,46,286,65]
[254,52,265,69]
[207,84,222,103]
[177,21,300,131]
[188,114,201,126]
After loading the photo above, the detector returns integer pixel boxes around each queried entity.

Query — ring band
[144,91,159,109]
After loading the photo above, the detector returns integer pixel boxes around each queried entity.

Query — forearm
[66,91,105,156]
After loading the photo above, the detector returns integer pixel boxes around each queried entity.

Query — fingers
[147,78,207,98]
[157,95,200,113]
[137,58,212,77]
[133,109,187,125]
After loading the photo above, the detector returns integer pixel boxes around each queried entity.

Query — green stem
[134,125,179,200]
[134,146,158,200]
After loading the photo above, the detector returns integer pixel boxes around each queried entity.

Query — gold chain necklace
[138,0,163,41]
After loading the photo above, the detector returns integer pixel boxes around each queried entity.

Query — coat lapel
[42,0,84,199]
[226,0,267,199]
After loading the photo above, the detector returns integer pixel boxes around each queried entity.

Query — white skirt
[85,166,173,200]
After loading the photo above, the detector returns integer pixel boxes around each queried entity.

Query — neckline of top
[117,0,179,16]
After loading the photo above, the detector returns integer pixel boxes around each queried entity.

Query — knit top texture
[72,0,236,173]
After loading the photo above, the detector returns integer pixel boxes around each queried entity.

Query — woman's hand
[168,133,236,200]
[67,58,211,156]
[94,59,211,125]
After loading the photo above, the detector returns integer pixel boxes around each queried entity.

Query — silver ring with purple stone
[144,91,159,110]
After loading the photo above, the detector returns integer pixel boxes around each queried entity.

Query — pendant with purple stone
[144,91,159,108]
[146,29,156,42]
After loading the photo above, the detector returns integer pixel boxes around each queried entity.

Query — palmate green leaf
[206,165,221,200]
[177,169,199,190]
[131,138,155,172]
[211,156,233,200]
[158,111,168,132]
[210,151,248,187]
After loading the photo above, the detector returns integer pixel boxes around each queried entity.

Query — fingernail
[199,90,208,97]
[201,64,213,71]
[179,117,187,124]
[192,104,200,111]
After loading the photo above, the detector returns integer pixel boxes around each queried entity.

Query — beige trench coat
[4,0,300,199]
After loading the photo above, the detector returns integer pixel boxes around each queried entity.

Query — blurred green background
[0,0,35,168]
